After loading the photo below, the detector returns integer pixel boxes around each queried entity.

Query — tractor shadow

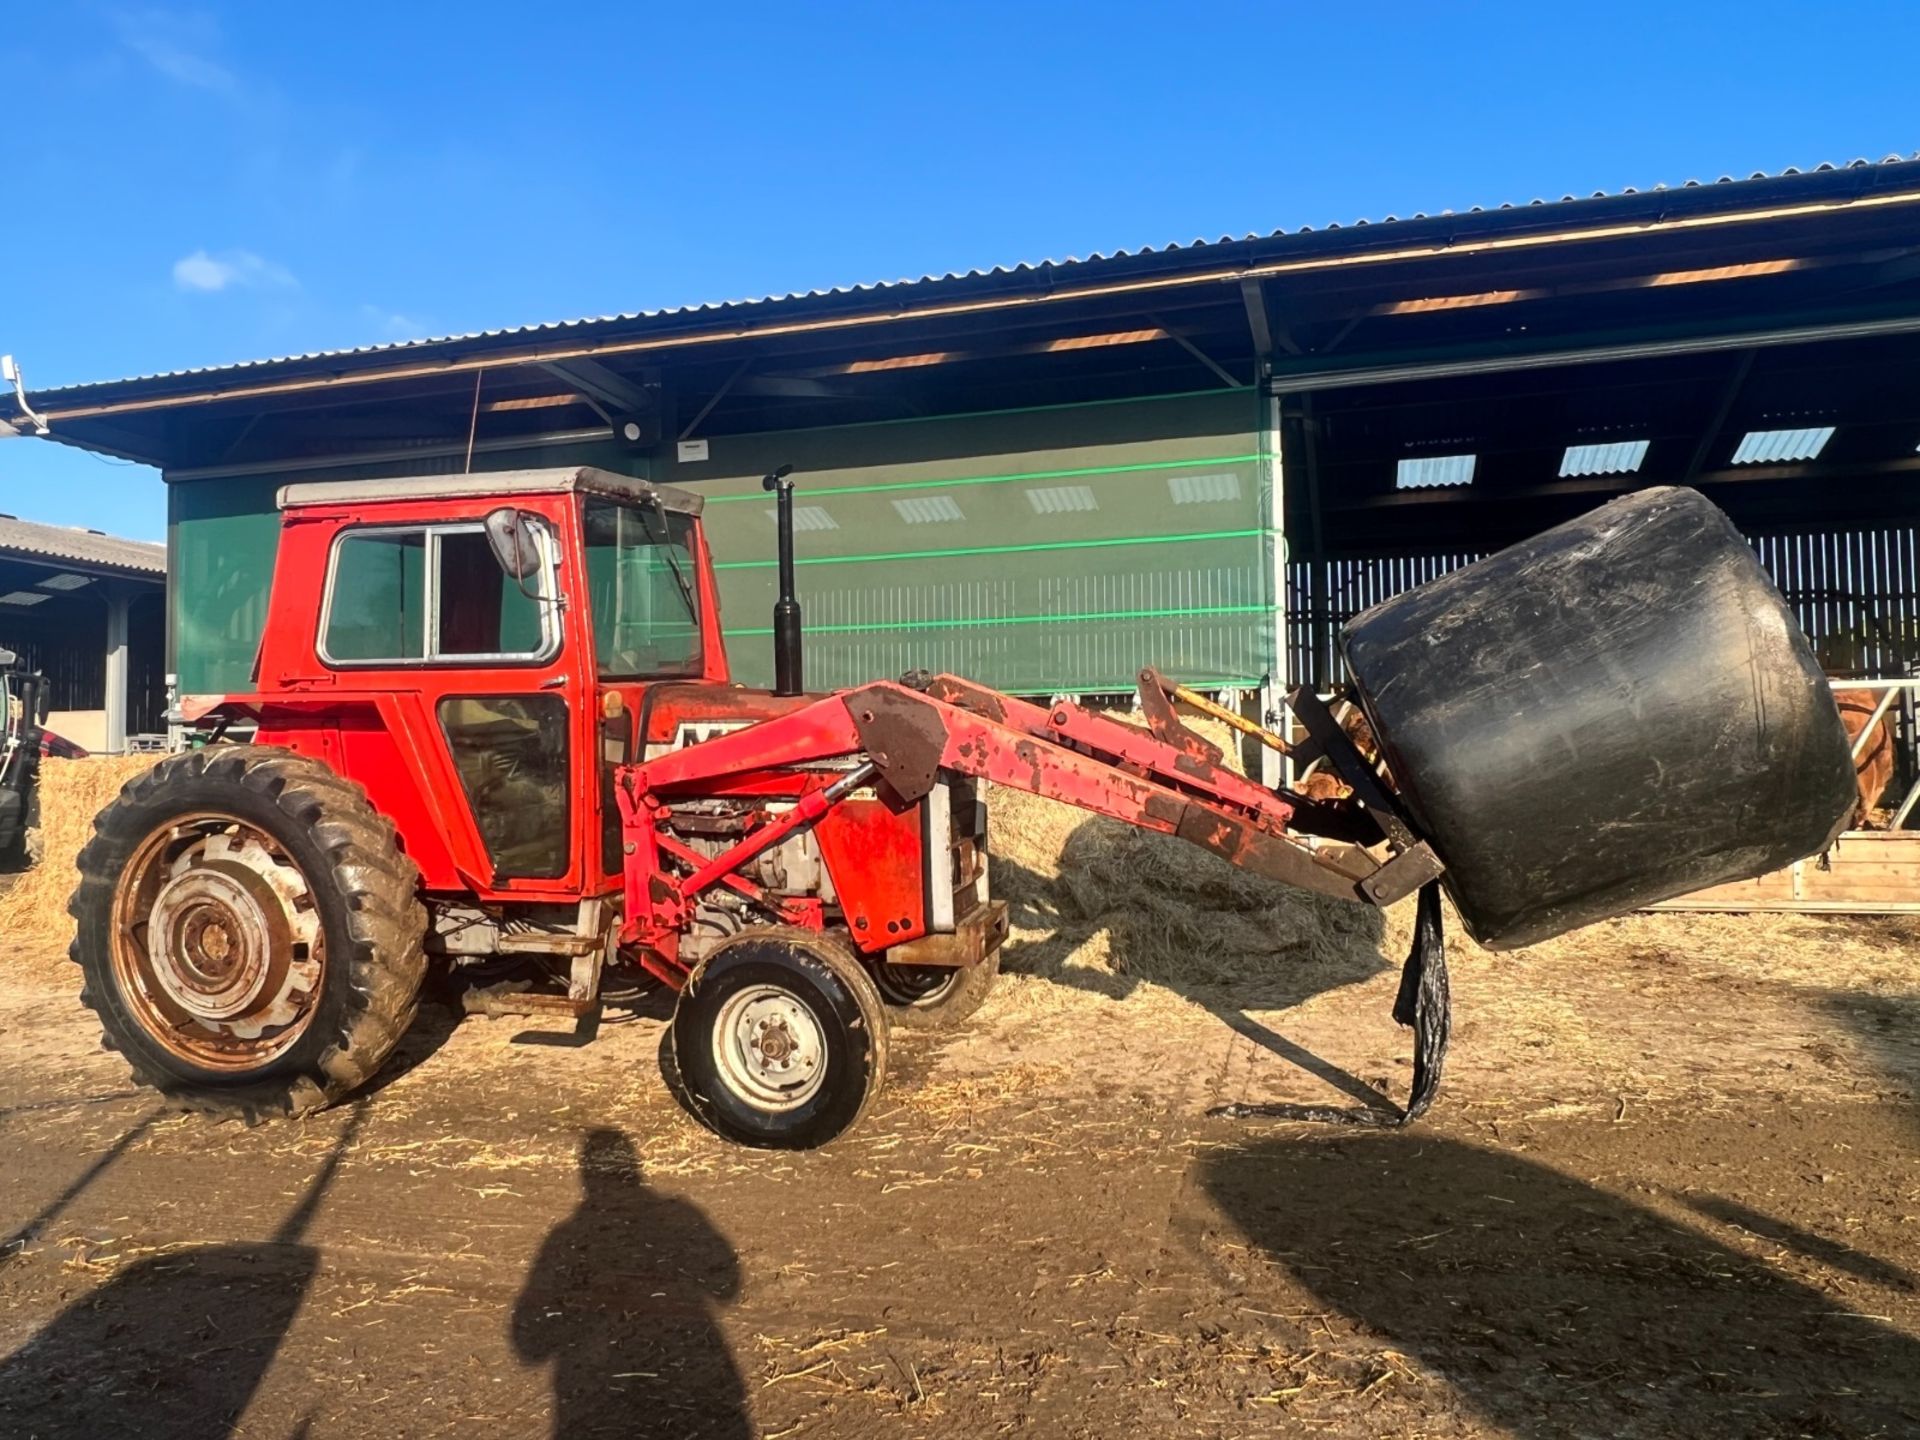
[0,1105,365,1439]
[1675,1193,1919,1293]
[992,813,1398,1113]
[1,1108,164,1267]
[1202,1131,1920,1437]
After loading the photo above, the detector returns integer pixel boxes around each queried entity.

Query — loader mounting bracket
[1286,686,1423,852]
[847,688,946,803]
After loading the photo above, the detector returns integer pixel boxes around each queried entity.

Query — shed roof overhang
[11,159,1920,476]
[0,515,166,580]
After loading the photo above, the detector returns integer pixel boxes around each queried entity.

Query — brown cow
[1833,686,1895,828]
[1295,702,1378,802]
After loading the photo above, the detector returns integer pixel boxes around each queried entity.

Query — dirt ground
[4,899,1920,1439]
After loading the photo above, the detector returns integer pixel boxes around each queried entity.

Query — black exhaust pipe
[763,465,803,695]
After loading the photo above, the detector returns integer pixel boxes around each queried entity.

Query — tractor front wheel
[671,928,888,1148]
[70,746,427,1121]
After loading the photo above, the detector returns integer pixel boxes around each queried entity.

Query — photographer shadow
[513,1128,749,1439]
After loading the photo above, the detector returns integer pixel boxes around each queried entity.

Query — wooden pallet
[1652,830,1920,914]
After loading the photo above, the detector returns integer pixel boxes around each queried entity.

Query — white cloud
[360,305,432,341]
[173,249,297,293]
[114,8,237,93]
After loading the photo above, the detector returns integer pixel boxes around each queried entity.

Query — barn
[5,156,1918,893]
[0,514,165,752]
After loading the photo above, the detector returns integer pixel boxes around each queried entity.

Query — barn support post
[104,584,129,755]
[1304,396,1331,692]
[1260,385,1287,789]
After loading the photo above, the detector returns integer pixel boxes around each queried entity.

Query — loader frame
[616,669,1444,983]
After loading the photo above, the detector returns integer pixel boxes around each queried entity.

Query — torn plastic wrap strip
[1213,882,1448,1127]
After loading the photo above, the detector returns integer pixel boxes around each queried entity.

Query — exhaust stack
[763,465,803,696]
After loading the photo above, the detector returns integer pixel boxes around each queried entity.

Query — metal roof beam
[164,425,613,483]
[1149,316,1245,389]
[539,358,653,421]
[1240,278,1292,358]
[677,358,751,443]
[1680,349,1758,483]
[733,375,859,400]
[1268,309,1920,394]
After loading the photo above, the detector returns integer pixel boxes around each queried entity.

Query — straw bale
[0,755,159,956]
[982,702,1392,1008]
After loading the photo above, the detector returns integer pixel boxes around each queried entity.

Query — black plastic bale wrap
[1341,486,1857,950]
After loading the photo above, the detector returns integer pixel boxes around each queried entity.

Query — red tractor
[69,469,1855,1146]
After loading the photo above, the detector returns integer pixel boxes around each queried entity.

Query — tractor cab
[227,467,744,912]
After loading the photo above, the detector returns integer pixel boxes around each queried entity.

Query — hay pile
[0,754,158,953]
[992,790,1386,991]
[985,706,1390,1010]
[981,701,1920,1087]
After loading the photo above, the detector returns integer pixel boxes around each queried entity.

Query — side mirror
[484,507,543,582]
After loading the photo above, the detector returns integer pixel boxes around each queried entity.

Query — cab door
[319,509,588,893]
[576,494,722,878]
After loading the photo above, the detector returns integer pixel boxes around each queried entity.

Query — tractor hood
[636,681,830,755]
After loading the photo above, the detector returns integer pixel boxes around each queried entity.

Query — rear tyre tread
[70,745,427,1121]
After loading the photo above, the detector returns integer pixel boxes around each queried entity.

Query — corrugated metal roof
[0,515,165,575]
[16,155,1920,404]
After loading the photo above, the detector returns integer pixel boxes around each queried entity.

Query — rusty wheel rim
[109,811,325,1072]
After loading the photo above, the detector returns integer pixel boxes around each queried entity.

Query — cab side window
[321,522,556,666]
[325,531,426,661]
[435,529,546,658]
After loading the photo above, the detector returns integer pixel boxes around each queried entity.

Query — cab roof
[276,466,704,515]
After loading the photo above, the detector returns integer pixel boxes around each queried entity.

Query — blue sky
[2,1,1917,541]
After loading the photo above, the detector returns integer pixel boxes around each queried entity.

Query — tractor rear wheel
[870,948,1000,1031]
[70,746,427,1121]
[671,927,888,1149]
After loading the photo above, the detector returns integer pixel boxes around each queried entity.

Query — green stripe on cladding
[724,603,1270,638]
[702,452,1263,502]
[713,528,1265,571]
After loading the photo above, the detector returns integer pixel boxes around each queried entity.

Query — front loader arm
[841,683,1377,904]
[617,676,1442,962]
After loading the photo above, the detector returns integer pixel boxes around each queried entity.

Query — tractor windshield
[581,497,703,679]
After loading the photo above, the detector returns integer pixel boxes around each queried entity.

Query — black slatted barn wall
[1288,523,1920,690]
[1287,551,1485,690]
[1750,525,1920,676]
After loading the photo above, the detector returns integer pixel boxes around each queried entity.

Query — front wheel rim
[109,812,325,1072]
[710,984,828,1112]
